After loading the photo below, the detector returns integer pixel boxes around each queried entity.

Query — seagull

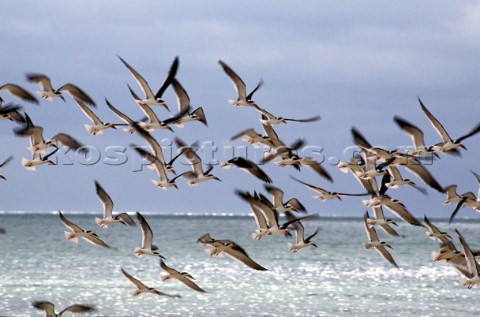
[235,191,271,240]
[134,212,165,258]
[274,155,333,182]
[448,192,480,224]
[74,97,125,135]
[21,148,59,171]
[258,109,321,126]
[393,115,439,159]
[455,229,480,289]
[418,97,480,154]
[26,73,95,106]
[121,268,181,298]
[220,156,272,183]
[0,83,38,104]
[175,137,221,185]
[159,260,206,293]
[264,184,306,212]
[363,211,398,268]
[290,176,369,202]
[442,185,463,205]
[260,123,305,170]
[0,155,13,180]
[118,55,178,110]
[170,78,208,127]
[230,128,274,148]
[126,84,191,132]
[218,60,263,107]
[424,215,451,243]
[285,212,319,253]
[31,301,95,317]
[94,180,135,228]
[59,211,111,248]
[197,233,267,270]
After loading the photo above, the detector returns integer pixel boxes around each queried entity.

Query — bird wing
[171,78,190,112]
[374,246,399,268]
[246,79,264,101]
[418,97,452,143]
[402,160,443,193]
[59,211,83,233]
[50,133,87,153]
[95,180,114,218]
[264,185,284,208]
[223,244,268,271]
[26,73,55,93]
[154,56,179,99]
[57,83,95,107]
[132,146,169,181]
[0,155,13,168]
[82,233,111,248]
[456,122,480,143]
[382,197,424,226]
[218,60,247,101]
[121,268,148,290]
[456,229,480,278]
[73,97,102,124]
[448,198,466,224]
[137,212,154,249]
[230,157,272,183]
[116,213,136,226]
[393,116,426,149]
[118,55,154,99]
[285,211,304,244]
[31,301,56,316]
[363,211,379,241]
[301,157,333,182]
[284,115,321,123]
[61,304,96,315]
[262,123,283,147]
[0,83,38,104]
[286,198,306,212]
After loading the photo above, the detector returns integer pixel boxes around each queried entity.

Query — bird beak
[48,160,55,165]
[0,175,6,181]
[110,124,117,129]
[433,151,440,158]
[220,162,229,168]
[282,119,287,124]
[459,143,467,150]
[173,183,178,190]
[290,207,297,212]
[166,125,174,133]
[170,168,177,175]
[213,176,222,182]
[162,103,170,112]
[312,243,318,248]
[336,195,342,201]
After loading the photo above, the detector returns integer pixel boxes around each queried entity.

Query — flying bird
[230,128,274,148]
[455,229,480,289]
[159,260,206,293]
[74,97,125,135]
[94,180,135,228]
[170,78,208,127]
[21,147,59,171]
[258,109,321,126]
[134,212,165,258]
[393,115,439,159]
[118,55,178,110]
[0,102,26,122]
[59,211,111,248]
[26,73,96,106]
[218,60,263,107]
[290,176,369,201]
[31,301,95,317]
[121,268,181,298]
[264,184,306,212]
[175,137,221,185]
[197,233,267,270]
[284,212,319,253]
[418,97,480,154]
[220,157,272,183]
[363,211,398,268]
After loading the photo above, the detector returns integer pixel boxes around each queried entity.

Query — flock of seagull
[1,55,480,315]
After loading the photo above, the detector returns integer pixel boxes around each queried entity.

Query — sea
[0,213,478,317]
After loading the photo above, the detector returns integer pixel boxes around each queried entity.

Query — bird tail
[132,290,142,296]
[133,247,143,257]
[287,243,298,252]
[173,122,185,128]
[64,231,78,244]
[95,217,107,228]
[204,248,223,257]
[363,243,371,250]
[84,124,101,135]
[160,272,170,281]
[21,158,36,171]
[123,127,136,134]
[252,232,263,240]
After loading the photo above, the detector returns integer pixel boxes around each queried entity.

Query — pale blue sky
[1,1,480,218]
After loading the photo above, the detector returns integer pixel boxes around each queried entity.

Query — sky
[1,1,480,219]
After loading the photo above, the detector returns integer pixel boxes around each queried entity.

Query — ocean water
[0,213,478,317]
